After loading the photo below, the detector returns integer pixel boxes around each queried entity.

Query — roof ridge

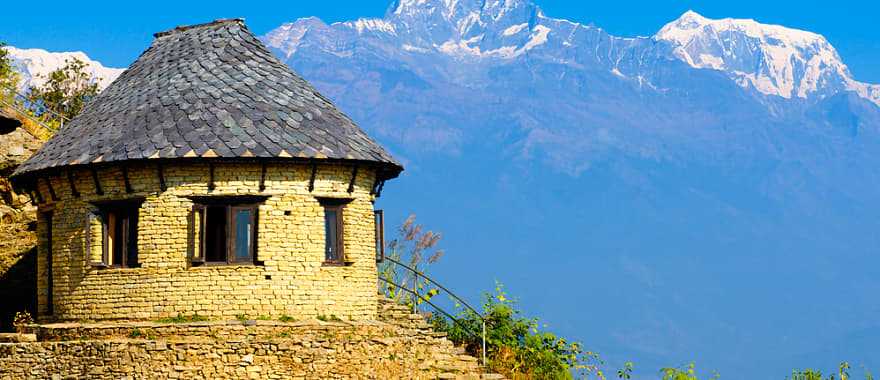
[153,18,245,38]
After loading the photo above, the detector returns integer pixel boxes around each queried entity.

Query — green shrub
[430,282,603,379]
[660,364,718,380]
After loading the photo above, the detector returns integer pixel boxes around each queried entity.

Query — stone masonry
[33,161,383,322]
[0,298,504,379]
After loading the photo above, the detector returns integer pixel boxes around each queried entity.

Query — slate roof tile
[13,18,400,179]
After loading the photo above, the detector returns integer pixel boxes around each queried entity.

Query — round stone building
[10,19,402,322]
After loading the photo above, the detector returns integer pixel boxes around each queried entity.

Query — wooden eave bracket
[91,168,104,195]
[308,162,317,192]
[67,170,80,198]
[347,166,358,194]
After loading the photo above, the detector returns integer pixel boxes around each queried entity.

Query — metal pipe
[482,320,487,366]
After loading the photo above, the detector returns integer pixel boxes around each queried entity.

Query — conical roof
[12,19,401,180]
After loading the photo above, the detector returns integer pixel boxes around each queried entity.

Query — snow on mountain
[655,10,880,106]
[5,46,124,91]
[261,3,880,378]
[266,1,879,108]
[262,0,880,167]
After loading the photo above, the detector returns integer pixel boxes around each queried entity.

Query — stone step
[0,333,36,343]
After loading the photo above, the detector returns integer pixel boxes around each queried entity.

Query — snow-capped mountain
[5,46,123,91]
[261,2,880,378]
[656,10,880,106]
[266,2,879,108]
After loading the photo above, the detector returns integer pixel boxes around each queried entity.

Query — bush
[659,364,718,380]
[378,214,444,311]
[430,282,603,379]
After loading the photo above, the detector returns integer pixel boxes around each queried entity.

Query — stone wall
[0,125,44,331]
[31,161,383,322]
[0,300,502,379]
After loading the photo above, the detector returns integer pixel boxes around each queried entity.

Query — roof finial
[154,18,246,38]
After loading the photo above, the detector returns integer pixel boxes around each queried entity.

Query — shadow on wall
[0,246,36,331]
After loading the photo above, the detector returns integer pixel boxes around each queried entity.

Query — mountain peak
[386,0,539,27]
[387,0,535,18]
[4,46,123,91]
[675,10,709,26]
[654,12,876,103]
[658,12,826,47]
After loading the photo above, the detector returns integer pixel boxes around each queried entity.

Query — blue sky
[3,0,880,83]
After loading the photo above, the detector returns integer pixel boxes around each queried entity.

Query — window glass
[324,208,339,262]
[375,210,384,262]
[204,206,227,262]
[234,208,252,261]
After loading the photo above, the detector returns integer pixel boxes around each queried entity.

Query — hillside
[0,110,43,330]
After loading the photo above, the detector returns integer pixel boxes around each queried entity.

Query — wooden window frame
[189,204,206,264]
[90,200,142,269]
[319,198,352,266]
[188,197,263,266]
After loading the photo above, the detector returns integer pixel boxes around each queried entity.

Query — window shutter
[189,205,206,264]
[86,211,106,266]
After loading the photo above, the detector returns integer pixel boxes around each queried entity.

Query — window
[375,210,385,262]
[319,198,351,265]
[89,200,141,268]
[189,197,262,265]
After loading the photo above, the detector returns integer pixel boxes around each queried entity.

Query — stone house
[9,19,402,323]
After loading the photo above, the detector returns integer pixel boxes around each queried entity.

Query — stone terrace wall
[32,161,382,322]
[0,316,501,379]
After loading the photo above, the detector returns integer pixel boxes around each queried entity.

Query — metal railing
[0,97,58,134]
[379,256,487,366]
[0,83,66,133]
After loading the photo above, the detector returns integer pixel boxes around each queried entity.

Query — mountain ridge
[5,46,123,91]
[257,3,880,378]
[264,2,879,108]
